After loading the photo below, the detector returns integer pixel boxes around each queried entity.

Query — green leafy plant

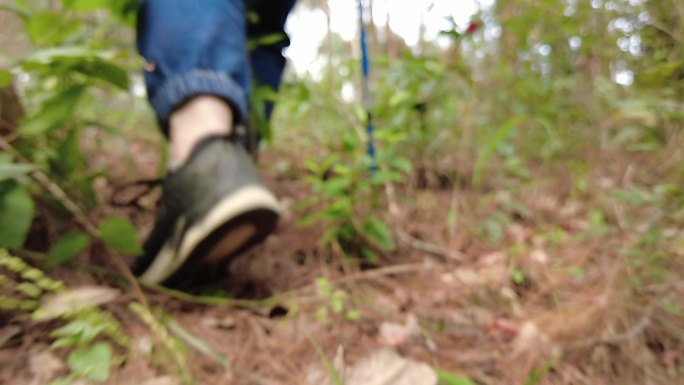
[0,248,63,311]
[98,215,143,255]
[50,321,115,383]
[0,249,128,383]
[0,0,140,255]
[436,369,478,385]
[524,356,560,385]
[46,231,91,268]
[314,277,360,323]
[0,176,34,249]
[0,7,144,380]
[307,334,343,385]
[66,342,113,383]
[129,302,194,385]
[300,154,390,260]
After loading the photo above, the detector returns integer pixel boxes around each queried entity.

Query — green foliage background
[0,0,681,260]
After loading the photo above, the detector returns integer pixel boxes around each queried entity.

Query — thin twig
[147,262,436,308]
[142,281,297,308]
[0,136,147,307]
[395,228,464,261]
[568,301,657,350]
[0,137,99,236]
[325,262,434,288]
[648,20,682,43]
[381,170,462,261]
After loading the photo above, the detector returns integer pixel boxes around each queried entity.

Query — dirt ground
[1,143,683,385]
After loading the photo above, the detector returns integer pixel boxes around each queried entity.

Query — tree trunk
[0,85,24,135]
[323,0,335,88]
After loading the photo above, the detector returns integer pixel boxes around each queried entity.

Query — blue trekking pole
[357,0,377,171]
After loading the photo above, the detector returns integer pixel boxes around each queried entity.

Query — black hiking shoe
[134,136,280,288]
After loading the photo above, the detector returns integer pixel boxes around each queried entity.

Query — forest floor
[1,135,683,385]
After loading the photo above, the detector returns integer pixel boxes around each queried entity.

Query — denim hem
[151,69,248,132]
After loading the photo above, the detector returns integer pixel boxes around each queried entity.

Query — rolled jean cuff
[150,69,248,133]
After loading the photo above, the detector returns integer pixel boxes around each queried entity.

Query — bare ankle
[168,95,233,167]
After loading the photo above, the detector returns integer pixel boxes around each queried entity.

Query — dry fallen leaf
[487,318,519,341]
[0,325,21,348]
[29,348,64,383]
[451,268,480,286]
[507,223,531,244]
[344,348,437,385]
[529,248,549,264]
[32,286,120,321]
[662,350,680,367]
[135,334,154,357]
[379,322,409,346]
[378,314,421,347]
[512,321,552,356]
[142,376,181,385]
[201,315,237,330]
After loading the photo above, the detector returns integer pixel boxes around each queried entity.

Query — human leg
[134,0,281,287]
[137,0,251,166]
[246,0,298,123]
[137,0,250,130]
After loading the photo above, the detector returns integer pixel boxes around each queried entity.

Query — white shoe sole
[139,185,281,285]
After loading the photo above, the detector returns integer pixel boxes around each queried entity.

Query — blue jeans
[136,0,297,133]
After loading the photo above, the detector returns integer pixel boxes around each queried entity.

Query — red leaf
[487,319,518,341]
[465,22,479,35]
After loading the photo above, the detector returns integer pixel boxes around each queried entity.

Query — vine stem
[0,136,148,308]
